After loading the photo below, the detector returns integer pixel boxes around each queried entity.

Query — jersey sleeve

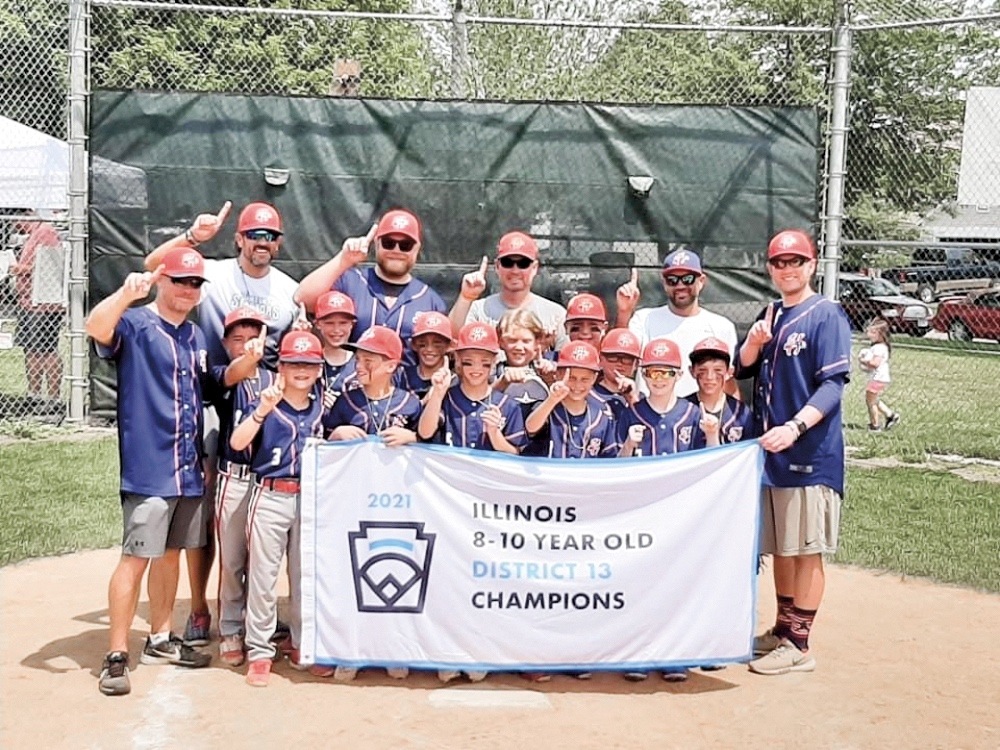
[401,392,423,431]
[598,408,619,458]
[323,392,356,437]
[616,407,638,445]
[500,397,528,452]
[94,309,135,360]
[734,304,771,379]
[813,303,852,383]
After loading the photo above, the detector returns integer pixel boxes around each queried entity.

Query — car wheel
[917,283,935,304]
[947,320,971,342]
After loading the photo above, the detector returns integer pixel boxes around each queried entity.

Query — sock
[150,631,170,647]
[773,595,795,639]
[787,606,817,652]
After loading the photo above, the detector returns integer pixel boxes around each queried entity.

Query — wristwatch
[785,418,807,437]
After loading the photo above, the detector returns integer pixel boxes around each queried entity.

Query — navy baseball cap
[662,248,703,276]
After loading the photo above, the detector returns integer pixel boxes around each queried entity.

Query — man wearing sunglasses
[737,229,851,678]
[295,208,447,353]
[448,230,570,352]
[617,248,738,399]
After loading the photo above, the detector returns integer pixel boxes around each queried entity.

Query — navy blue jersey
[616,398,700,456]
[247,387,324,480]
[593,382,631,423]
[686,394,756,449]
[211,364,276,467]
[323,386,422,437]
[737,295,851,495]
[542,394,618,459]
[334,267,447,350]
[394,363,434,400]
[96,306,214,497]
[498,367,550,457]
[431,385,528,452]
[323,356,358,407]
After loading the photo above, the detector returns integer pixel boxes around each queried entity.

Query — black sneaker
[140,635,211,668]
[885,413,901,430]
[99,651,131,695]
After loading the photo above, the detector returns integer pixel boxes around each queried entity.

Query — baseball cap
[237,202,283,235]
[315,291,357,320]
[223,306,267,334]
[278,331,323,364]
[600,328,641,359]
[662,247,703,276]
[565,293,607,323]
[641,338,682,368]
[690,336,731,366]
[161,247,208,280]
[411,311,453,342]
[767,229,816,260]
[374,209,421,243]
[496,231,539,260]
[557,341,601,372]
[349,325,404,361]
[454,322,500,354]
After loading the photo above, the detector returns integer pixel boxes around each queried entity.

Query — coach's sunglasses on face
[498,256,534,269]
[663,273,698,287]
[643,367,678,381]
[379,237,417,252]
[243,229,280,243]
[768,256,810,269]
[171,277,206,289]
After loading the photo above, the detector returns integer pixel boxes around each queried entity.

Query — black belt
[218,460,252,479]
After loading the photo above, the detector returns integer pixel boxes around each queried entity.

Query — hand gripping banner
[299,438,763,673]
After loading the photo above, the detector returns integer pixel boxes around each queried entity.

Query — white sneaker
[334,666,358,682]
[753,628,783,656]
[748,641,816,676]
[465,671,488,682]
[386,667,409,679]
[438,670,460,683]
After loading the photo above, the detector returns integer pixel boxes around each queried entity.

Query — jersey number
[270,448,282,466]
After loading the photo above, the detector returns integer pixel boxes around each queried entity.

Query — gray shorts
[762,485,842,557]
[121,493,210,558]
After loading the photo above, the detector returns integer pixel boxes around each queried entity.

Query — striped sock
[773,595,795,640]
[788,606,817,652]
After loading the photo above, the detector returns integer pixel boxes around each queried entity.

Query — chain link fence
[0,0,997,463]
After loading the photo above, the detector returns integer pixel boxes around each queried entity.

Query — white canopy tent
[0,115,147,211]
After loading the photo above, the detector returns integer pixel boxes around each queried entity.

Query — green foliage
[0,0,67,136]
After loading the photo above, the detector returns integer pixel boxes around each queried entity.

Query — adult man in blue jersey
[737,229,851,676]
[87,246,260,696]
[295,209,447,350]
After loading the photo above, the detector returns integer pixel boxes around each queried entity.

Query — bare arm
[448,256,488,332]
[85,266,164,346]
[295,224,375,312]
[145,202,231,271]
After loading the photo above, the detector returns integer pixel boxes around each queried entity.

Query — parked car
[836,273,932,336]
[882,246,1000,303]
[931,290,1000,342]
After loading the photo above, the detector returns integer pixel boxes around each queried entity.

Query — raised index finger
[258,323,268,342]
[763,302,775,329]
[478,255,488,275]
[629,267,638,285]
[148,263,166,284]
[276,373,286,391]
[364,223,378,245]
[216,200,232,225]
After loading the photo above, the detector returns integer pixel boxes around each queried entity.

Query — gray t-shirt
[467,293,570,350]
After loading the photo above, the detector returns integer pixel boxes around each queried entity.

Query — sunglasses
[243,229,280,243]
[768,256,810,269]
[498,256,534,269]
[379,237,416,252]
[663,273,698,287]
[171,277,206,289]
[602,353,637,364]
[643,367,679,381]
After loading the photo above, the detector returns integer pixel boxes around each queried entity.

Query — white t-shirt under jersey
[628,305,738,398]
[199,257,300,367]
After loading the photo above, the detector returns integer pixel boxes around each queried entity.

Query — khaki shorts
[761,485,841,556]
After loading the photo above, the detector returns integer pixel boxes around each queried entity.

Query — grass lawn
[843,340,1000,461]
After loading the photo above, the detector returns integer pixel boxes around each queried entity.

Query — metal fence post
[821,0,853,300]
[67,0,89,422]
[450,0,469,99]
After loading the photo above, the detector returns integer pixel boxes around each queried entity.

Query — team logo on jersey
[679,426,692,444]
[348,521,435,614]
[586,438,601,457]
[181,252,199,268]
[672,250,691,266]
[727,426,743,442]
[391,215,411,231]
[783,332,807,357]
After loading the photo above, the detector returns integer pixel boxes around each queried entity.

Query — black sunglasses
[498,256,534,269]
[768,256,810,269]
[171,277,206,289]
[663,273,698,287]
[380,237,416,252]
[243,229,280,243]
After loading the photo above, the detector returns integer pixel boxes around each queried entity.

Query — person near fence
[294,210,447,353]
[737,229,851,677]
[10,212,65,403]
[616,249,739,399]
[144,200,302,649]
[858,318,900,431]
[228,330,329,687]
[448,232,570,352]
[86,246,261,696]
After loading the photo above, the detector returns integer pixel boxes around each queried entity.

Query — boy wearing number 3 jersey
[229,331,327,687]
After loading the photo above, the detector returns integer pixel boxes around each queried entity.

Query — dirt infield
[3,549,998,750]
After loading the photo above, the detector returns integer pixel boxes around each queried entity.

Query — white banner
[300,439,763,672]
